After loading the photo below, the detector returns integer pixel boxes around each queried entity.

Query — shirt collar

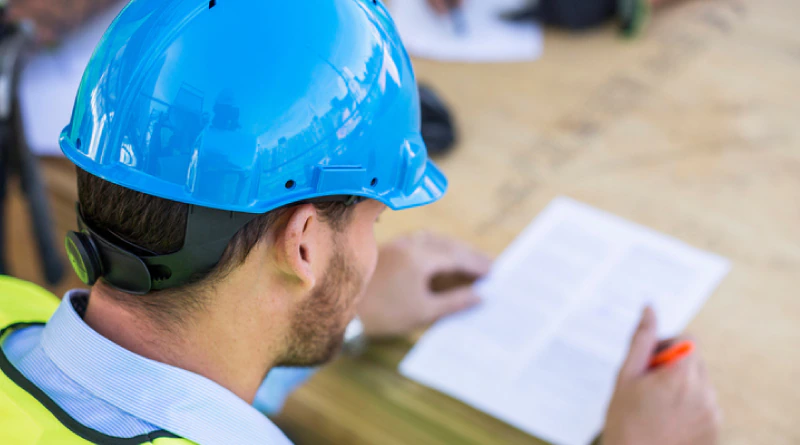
[41,290,292,445]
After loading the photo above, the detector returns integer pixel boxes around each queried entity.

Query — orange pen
[649,340,695,369]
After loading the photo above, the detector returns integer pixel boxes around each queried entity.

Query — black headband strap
[75,204,258,295]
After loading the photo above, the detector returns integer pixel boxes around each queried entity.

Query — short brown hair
[77,168,353,324]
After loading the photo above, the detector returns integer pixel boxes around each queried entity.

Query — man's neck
[82,284,283,404]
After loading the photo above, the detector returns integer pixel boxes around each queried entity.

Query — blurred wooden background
[7,0,799,443]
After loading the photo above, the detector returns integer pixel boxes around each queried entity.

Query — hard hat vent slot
[285,180,296,190]
[370,178,378,187]
[209,0,216,9]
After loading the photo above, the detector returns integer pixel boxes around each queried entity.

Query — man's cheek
[357,227,379,286]
[353,251,375,308]
[353,271,371,308]
[366,226,379,276]
[366,246,378,282]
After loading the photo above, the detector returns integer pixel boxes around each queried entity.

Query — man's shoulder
[0,276,59,329]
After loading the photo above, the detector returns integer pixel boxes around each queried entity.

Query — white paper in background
[389,0,543,63]
[19,4,125,156]
[400,196,731,445]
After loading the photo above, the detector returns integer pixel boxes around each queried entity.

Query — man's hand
[426,0,464,15]
[604,307,722,445]
[357,232,491,338]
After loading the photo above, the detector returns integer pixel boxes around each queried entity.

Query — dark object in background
[618,0,651,38]
[419,84,457,157]
[0,6,64,284]
[502,0,618,31]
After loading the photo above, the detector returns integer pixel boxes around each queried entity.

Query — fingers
[706,385,723,434]
[653,351,722,425]
[652,333,695,360]
[651,334,698,373]
[651,349,698,381]
[429,250,492,278]
[687,355,723,432]
[693,344,708,381]
[418,233,492,277]
[618,306,659,381]
[427,287,481,322]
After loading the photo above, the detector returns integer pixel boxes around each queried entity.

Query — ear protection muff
[65,231,102,286]
[64,204,156,294]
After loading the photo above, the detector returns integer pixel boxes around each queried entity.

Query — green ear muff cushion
[65,232,101,285]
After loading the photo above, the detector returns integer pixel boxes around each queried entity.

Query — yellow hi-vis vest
[0,276,195,445]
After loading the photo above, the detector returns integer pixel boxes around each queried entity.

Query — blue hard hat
[60,0,447,214]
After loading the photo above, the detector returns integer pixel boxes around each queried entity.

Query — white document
[389,0,543,63]
[19,4,125,156]
[400,197,731,445]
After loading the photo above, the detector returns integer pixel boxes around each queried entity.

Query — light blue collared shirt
[2,290,296,445]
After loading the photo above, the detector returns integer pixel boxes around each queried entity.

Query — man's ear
[272,204,320,290]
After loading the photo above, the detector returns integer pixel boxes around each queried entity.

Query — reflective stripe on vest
[0,276,195,445]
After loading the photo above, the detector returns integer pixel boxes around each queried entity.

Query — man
[0,1,720,444]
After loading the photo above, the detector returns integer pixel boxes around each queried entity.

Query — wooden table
[10,0,798,443]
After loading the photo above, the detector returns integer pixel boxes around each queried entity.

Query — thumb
[428,287,481,322]
[618,306,659,381]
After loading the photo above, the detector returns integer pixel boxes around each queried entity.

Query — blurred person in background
[427,0,687,34]
[0,1,718,444]
[6,0,120,44]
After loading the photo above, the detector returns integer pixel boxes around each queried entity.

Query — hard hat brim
[383,159,448,211]
[64,120,449,214]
